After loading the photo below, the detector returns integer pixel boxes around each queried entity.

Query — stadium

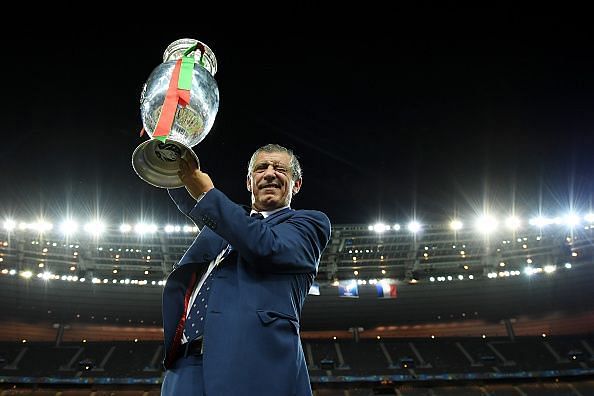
[1,211,594,395]
[3,11,594,396]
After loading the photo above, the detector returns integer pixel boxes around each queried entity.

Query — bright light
[393,224,401,231]
[505,216,521,230]
[524,266,535,276]
[585,213,594,223]
[20,271,33,279]
[563,213,581,228]
[30,220,53,233]
[543,265,556,274]
[475,215,498,233]
[164,225,175,233]
[59,220,78,235]
[3,219,16,231]
[119,223,132,233]
[449,220,463,231]
[407,221,421,233]
[134,223,158,234]
[564,263,572,269]
[84,221,105,236]
[372,223,390,233]
[41,271,53,280]
[529,216,552,228]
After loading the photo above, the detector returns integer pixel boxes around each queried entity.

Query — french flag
[376,280,397,298]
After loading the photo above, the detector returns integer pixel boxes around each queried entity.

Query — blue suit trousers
[161,354,205,396]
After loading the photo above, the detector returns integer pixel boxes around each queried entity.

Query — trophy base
[132,139,200,188]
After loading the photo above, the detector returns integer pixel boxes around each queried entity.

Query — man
[161,144,331,395]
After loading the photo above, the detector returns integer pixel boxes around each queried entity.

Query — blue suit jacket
[162,187,331,396]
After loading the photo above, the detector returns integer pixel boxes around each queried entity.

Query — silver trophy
[132,38,219,188]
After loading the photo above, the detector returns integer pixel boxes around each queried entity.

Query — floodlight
[3,219,16,231]
[84,221,105,236]
[59,220,78,235]
[475,215,497,233]
[505,216,521,230]
[407,221,421,233]
[449,220,463,231]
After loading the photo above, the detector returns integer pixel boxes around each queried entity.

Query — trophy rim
[162,38,218,76]
[132,139,200,189]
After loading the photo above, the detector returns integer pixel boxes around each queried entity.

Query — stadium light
[134,223,158,235]
[84,221,105,236]
[475,215,497,233]
[562,213,580,228]
[543,265,556,274]
[372,223,390,233]
[505,216,521,230]
[393,223,401,231]
[30,220,53,233]
[3,219,16,231]
[59,220,78,235]
[407,221,421,233]
[449,220,463,231]
[529,216,550,228]
[119,223,132,233]
[164,225,175,233]
[20,270,33,279]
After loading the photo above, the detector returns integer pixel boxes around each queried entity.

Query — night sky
[1,14,593,227]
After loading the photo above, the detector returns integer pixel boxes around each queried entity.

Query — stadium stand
[1,218,593,393]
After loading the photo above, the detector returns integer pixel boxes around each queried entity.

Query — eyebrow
[253,161,288,168]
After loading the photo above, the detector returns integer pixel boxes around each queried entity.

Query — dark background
[1,9,593,226]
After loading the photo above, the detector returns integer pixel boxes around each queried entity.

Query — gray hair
[247,144,302,180]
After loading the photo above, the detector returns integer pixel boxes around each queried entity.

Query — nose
[263,165,277,180]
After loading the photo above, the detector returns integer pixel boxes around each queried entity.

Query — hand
[178,157,215,200]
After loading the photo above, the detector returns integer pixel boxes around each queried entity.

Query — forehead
[253,151,291,166]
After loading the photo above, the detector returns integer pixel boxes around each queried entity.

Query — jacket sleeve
[185,188,331,274]
[167,187,207,228]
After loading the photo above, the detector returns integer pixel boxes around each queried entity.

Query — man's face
[247,151,302,211]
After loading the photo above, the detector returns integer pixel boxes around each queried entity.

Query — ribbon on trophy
[152,44,205,143]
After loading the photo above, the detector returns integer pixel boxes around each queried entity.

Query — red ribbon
[153,59,191,139]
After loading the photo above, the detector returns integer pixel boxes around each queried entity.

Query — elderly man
[161,143,331,395]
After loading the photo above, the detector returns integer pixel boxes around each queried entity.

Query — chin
[257,199,281,211]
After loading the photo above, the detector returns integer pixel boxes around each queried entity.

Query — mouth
[259,183,281,189]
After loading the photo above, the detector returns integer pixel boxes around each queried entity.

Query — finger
[179,159,190,175]
[187,157,198,171]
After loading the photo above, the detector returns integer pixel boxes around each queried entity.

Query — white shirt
[250,205,289,218]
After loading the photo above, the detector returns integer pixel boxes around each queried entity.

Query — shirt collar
[250,205,289,219]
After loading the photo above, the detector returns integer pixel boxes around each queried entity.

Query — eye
[254,164,267,172]
[275,167,287,174]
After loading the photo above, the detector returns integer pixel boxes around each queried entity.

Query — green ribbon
[178,44,198,90]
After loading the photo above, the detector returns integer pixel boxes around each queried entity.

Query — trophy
[132,38,219,188]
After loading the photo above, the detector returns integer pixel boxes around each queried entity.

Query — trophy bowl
[132,39,219,188]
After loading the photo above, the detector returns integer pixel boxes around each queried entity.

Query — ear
[292,178,302,195]
[246,175,252,192]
